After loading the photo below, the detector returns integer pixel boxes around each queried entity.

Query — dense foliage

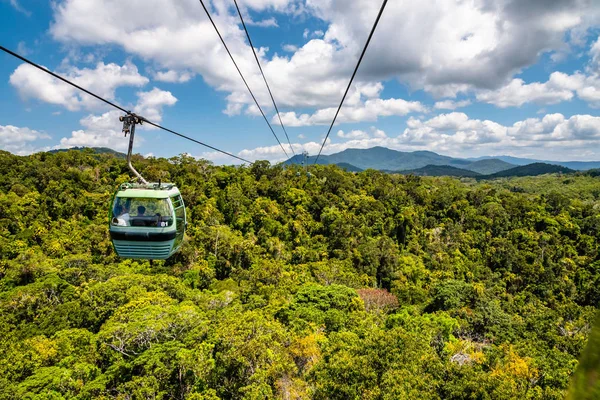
[0,149,598,399]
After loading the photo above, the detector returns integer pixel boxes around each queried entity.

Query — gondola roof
[115,182,180,199]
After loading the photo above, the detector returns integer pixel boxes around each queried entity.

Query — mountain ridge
[48,146,127,158]
[284,147,600,173]
[485,163,575,178]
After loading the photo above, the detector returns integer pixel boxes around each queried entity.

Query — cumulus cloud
[472,36,600,108]
[282,44,298,52]
[307,0,600,93]
[153,70,193,83]
[476,77,576,107]
[278,97,426,126]
[508,113,600,142]
[246,17,279,28]
[337,127,388,140]
[401,112,507,148]
[239,0,300,12]
[337,129,370,140]
[59,110,127,150]
[50,0,293,115]
[434,99,471,110]
[477,71,600,108]
[0,125,51,155]
[134,88,178,123]
[400,112,600,156]
[9,61,148,111]
[46,0,600,118]
[58,88,177,150]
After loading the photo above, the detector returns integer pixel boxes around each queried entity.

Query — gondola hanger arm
[120,114,149,185]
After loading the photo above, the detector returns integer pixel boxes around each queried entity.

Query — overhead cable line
[313,0,388,165]
[233,0,295,156]
[196,0,289,158]
[1,45,130,115]
[0,45,253,165]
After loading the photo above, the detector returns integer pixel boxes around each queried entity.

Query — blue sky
[1,0,600,163]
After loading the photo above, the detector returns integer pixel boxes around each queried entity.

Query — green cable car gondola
[109,182,186,259]
[108,114,187,260]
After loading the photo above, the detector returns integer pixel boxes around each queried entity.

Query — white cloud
[50,0,287,115]
[39,0,600,130]
[9,61,149,111]
[434,99,471,110]
[476,77,575,108]
[0,125,51,155]
[153,70,193,83]
[337,127,388,140]
[282,44,298,52]
[45,0,372,115]
[134,88,178,123]
[246,17,279,28]
[306,0,600,94]
[590,36,600,67]
[8,0,31,16]
[401,112,600,157]
[472,38,600,108]
[17,41,32,56]
[578,85,600,106]
[402,112,507,147]
[238,0,300,12]
[59,110,126,150]
[278,97,425,127]
[508,113,600,142]
[244,104,262,117]
[423,83,472,99]
[337,129,369,140]
[47,0,600,119]
[372,128,387,138]
[477,71,600,108]
[58,88,177,150]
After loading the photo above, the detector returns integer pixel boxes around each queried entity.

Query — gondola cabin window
[171,194,186,249]
[111,197,174,227]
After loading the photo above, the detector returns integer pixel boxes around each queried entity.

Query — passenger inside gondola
[111,204,130,226]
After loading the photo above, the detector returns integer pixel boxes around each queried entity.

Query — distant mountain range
[393,163,575,179]
[49,147,126,158]
[468,155,600,171]
[44,146,598,179]
[284,147,600,177]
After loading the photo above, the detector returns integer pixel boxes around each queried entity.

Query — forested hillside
[0,149,599,399]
